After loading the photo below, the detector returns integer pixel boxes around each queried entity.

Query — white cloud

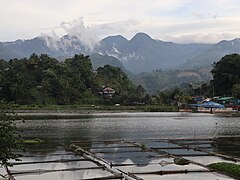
[1,0,240,43]
[60,18,98,50]
[161,33,240,44]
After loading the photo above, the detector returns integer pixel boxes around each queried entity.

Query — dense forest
[0,53,239,106]
[0,54,147,105]
[130,67,212,94]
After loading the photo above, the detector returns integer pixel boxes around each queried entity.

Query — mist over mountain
[98,32,212,73]
[180,38,240,69]
[0,32,240,75]
[90,53,126,72]
[0,42,18,60]
[3,37,57,58]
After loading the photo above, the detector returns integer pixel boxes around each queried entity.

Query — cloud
[41,15,240,48]
[160,33,240,44]
[59,17,98,51]
[1,0,240,43]
[91,19,141,39]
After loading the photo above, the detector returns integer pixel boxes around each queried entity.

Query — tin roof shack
[192,96,205,104]
[216,97,240,110]
[100,87,115,98]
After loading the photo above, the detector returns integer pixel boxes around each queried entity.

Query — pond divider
[21,152,75,157]
[69,144,143,180]
[4,165,15,180]
[133,169,212,175]
[10,158,91,166]
[5,136,239,179]
[86,145,137,149]
[11,166,105,175]
[170,139,240,162]
[80,174,124,180]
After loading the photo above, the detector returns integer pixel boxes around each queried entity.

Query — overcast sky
[1,0,240,43]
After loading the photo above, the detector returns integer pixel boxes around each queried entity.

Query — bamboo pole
[70,144,142,180]
[111,162,170,167]
[11,166,105,175]
[70,139,122,144]
[103,154,169,160]
[10,158,91,166]
[22,152,75,157]
[83,145,137,149]
[133,169,211,175]
[4,165,15,180]
[92,149,144,154]
[80,174,124,180]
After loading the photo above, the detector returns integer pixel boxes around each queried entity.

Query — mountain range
[1,32,240,74]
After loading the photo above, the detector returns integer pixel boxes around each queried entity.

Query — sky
[1,0,240,43]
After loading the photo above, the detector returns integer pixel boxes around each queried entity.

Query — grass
[208,162,240,178]
[16,104,178,112]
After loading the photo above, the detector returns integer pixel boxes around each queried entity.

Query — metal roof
[217,97,235,101]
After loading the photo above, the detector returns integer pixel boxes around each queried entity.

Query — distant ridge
[1,32,240,74]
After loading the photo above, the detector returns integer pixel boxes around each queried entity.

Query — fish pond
[1,112,240,179]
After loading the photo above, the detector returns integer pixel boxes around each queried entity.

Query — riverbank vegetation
[15,104,178,112]
[0,101,22,167]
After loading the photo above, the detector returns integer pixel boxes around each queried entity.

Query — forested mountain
[180,38,240,69]
[90,54,126,71]
[131,66,212,94]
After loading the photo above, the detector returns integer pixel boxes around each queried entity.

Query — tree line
[0,53,239,106]
[0,54,149,105]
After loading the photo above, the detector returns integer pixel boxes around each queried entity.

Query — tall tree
[211,54,240,96]
[0,101,22,178]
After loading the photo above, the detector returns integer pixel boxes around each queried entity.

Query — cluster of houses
[190,96,240,113]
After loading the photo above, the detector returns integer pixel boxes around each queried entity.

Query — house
[103,87,115,96]
[98,87,116,98]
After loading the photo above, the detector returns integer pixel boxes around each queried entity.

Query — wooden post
[4,165,15,180]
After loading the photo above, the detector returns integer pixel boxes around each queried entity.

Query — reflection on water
[17,112,240,142]
[2,112,239,180]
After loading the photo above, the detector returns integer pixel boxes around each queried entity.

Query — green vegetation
[140,143,147,151]
[211,53,240,97]
[15,104,178,112]
[173,157,190,165]
[232,84,240,99]
[1,53,240,109]
[0,101,22,167]
[131,67,212,94]
[208,162,240,178]
[0,54,148,106]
